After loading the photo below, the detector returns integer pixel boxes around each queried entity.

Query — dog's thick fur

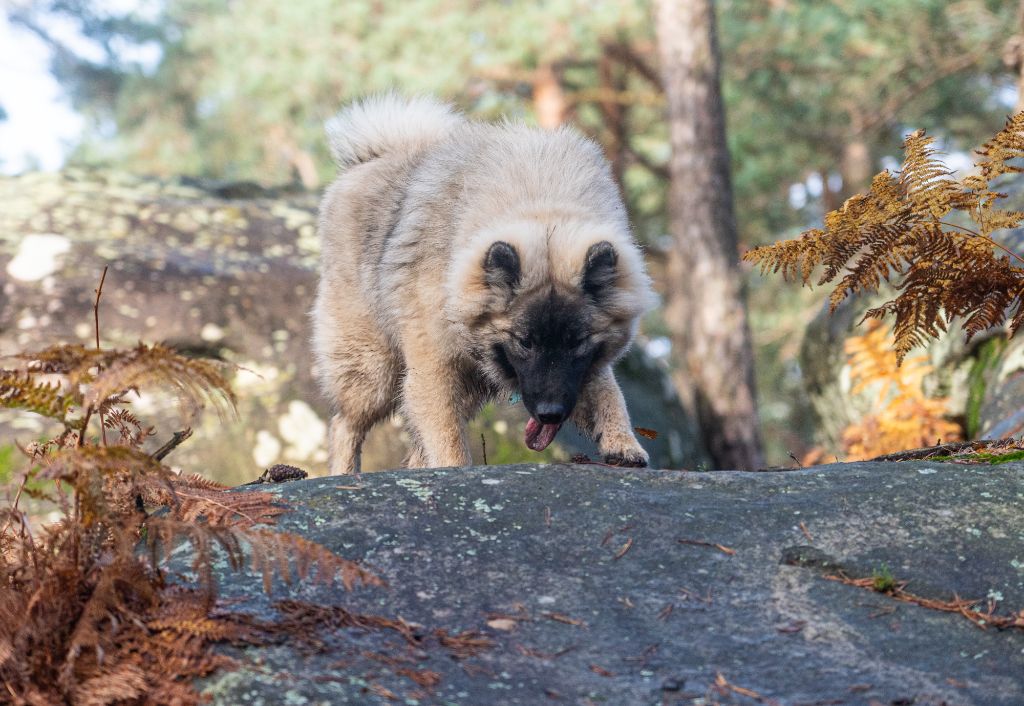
[312,95,656,474]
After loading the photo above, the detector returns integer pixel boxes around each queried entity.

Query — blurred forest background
[3,0,1024,480]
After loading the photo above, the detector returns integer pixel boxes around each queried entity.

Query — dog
[312,94,656,474]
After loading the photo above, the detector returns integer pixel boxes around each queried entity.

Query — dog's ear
[484,241,520,291]
[581,241,618,297]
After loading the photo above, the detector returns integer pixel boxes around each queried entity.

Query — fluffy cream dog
[312,95,655,474]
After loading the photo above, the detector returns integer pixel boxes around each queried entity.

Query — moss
[872,564,897,593]
[977,450,1024,464]
[0,444,18,484]
[965,337,1006,438]
[922,449,1024,464]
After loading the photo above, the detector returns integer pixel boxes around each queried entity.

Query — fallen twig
[613,537,634,560]
[94,266,110,446]
[151,428,193,461]
[679,586,714,605]
[514,643,575,659]
[541,611,586,627]
[677,538,736,556]
[712,672,779,704]
[775,620,806,634]
[601,523,635,546]
[824,572,1024,631]
[622,643,660,667]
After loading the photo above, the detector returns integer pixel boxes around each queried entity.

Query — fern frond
[841,321,962,459]
[161,486,288,528]
[0,370,74,421]
[272,599,421,644]
[39,446,171,484]
[86,343,235,419]
[244,528,384,593]
[147,590,261,642]
[143,519,381,597]
[72,664,149,706]
[177,473,232,492]
[144,518,246,601]
[103,408,153,448]
[744,228,829,285]
[1,325,396,703]
[37,446,175,523]
[745,115,1024,361]
[60,558,157,691]
[898,130,962,219]
[976,112,1024,180]
[14,343,105,379]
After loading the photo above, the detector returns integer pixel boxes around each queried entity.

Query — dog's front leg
[401,347,473,468]
[571,366,649,468]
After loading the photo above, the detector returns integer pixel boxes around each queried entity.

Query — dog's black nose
[536,402,568,425]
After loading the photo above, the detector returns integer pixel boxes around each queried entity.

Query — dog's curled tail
[325,94,463,171]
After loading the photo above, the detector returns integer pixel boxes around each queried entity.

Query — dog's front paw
[599,432,649,468]
[603,450,648,468]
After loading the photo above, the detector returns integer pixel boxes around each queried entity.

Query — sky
[0,0,161,174]
[0,11,84,173]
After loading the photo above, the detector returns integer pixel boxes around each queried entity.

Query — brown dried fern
[840,320,962,460]
[0,272,389,705]
[85,343,235,419]
[0,369,74,422]
[245,529,385,593]
[745,113,1024,362]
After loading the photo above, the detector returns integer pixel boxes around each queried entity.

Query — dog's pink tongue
[525,417,562,452]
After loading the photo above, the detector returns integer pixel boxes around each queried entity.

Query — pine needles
[745,113,1024,363]
[0,273,382,705]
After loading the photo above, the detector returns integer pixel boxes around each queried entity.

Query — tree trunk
[1003,0,1024,114]
[839,109,872,199]
[597,49,627,186]
[533,64,567,129]
[839,139,872,200]
[654,0,764,469]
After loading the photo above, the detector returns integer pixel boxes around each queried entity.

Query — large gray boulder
[200,462,1024,704]
[0,170,709,481]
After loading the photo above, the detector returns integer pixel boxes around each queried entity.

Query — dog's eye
[514,334,533,350]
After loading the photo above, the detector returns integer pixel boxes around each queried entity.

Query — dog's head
[446,217,655,451]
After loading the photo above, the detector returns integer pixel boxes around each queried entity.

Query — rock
[0,170,323,483]
[977,335,1024,440]
[199,462,1024,704]
[0,170,709,480]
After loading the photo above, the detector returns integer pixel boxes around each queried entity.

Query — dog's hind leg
[571,366,649,468]
[314,306,400,474]
[328,414,368,475]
